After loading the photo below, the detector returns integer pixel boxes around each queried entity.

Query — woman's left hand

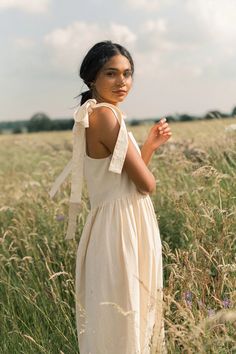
[145,118,172,151]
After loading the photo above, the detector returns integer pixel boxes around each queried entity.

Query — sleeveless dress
[49,99,165,354]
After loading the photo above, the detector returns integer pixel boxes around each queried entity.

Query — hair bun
[80,89,93,105]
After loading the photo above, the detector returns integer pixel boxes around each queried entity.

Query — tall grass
[0,118,235,353]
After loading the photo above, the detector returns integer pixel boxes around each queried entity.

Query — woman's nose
[116,76,125,86]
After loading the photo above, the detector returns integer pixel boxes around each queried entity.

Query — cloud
[42,18,206,81]
[134,0,236,81]
[109,23,137,45]
[0,0,50,13]
[140,18,176,52]
[186,0,236,43]
[144,19,167,33]
[11,2,236,88]
[126,0,236,47]
[43,21,137,73]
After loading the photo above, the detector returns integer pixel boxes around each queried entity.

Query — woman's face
[93,54,133,105]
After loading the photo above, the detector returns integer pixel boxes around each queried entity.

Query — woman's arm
[92,107,156,195]
[140,142,155,166]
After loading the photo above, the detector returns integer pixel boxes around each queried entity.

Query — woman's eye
[106,72,115,77]
[106,71,132,78]
[124,71,132,78]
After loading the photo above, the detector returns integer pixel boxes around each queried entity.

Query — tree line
[129,106,236,126]
[0,113,74,134]
[0,106,236,134]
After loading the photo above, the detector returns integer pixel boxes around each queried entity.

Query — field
[0,118,236,353]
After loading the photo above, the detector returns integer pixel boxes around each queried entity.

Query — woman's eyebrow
[103,67,132,71]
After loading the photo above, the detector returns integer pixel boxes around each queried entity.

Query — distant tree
[50,119,74,131]
[165,115,176,122]
[221,113,229,118]
[13,127,22,134]
[232,107,236,116]
[204,110,222,119]
[129,119,141,126]
[179,114,194,122]
[28,113,52,132]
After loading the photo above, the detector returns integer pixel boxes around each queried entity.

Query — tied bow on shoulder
[48,99,129,240]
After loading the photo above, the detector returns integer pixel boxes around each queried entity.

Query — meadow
[0,117,235,353]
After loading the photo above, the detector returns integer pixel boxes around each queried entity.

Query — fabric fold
[48,98,129,240]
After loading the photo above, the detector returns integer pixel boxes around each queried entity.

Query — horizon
[1,104,235,125]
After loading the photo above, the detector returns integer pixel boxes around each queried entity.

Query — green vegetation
[0,114,74,134]
[0,118,235,353]
[1,105,236,133]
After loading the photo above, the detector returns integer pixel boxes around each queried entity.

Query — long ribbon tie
[48,99,128,240]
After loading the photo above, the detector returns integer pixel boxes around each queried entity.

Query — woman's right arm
[92,107,156,195]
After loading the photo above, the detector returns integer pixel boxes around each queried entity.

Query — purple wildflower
[55,214,65,222]
[184,291,193,307]
[207,308,216,317]
[222,297,231,309]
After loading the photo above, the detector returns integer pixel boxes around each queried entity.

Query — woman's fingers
[159,122,168,129]
[152,118,172,141]
[153,118,166,129]
[159,118,166,124]
[158,125,171,135]
[159,126,169,133]
[158,121,169,129]
[162,132,172,138]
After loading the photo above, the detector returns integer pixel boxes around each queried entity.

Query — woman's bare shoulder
[89,105,119,132]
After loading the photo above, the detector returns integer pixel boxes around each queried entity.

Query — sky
[0,0,236,121]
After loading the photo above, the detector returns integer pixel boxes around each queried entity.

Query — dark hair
[78,40,134,105]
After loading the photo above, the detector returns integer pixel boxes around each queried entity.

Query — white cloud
[141,18,176,52]
[42,17,204,81]
[109,24,137,45]
[0,0,50,13]
[143,19,167,34]
[43,21,137,73]
[186,0,236,43]
[134,0,236,81]
[132,18,179,77]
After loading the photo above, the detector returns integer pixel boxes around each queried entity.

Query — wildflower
[222,297,231,309]
[55,214,65,222]
[184,291,192,307]
[207,309,216,317]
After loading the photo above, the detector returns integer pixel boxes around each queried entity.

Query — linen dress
[49,99,165,354]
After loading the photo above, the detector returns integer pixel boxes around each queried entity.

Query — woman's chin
[104,96,125,105]
[112,95,126,103]
[116,97,125,103]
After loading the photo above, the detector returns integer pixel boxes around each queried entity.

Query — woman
[50,40,171,353]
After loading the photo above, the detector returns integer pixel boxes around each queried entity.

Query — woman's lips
[113,90,127,95]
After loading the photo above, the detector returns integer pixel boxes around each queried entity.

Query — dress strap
[95,102,129,174]
[48,98,128,240]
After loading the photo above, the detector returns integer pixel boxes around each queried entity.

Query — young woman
[50,40,171,353]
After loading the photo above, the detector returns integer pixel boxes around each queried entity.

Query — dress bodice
[49,99,140,239]
[84,131,140,210]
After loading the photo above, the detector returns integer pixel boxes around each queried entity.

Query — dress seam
[89,190,149,211]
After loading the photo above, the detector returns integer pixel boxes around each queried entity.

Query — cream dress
[49,99,165,354]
